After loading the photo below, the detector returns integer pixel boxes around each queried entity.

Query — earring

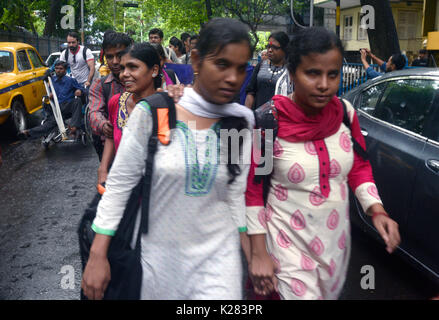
[152,73,157,78]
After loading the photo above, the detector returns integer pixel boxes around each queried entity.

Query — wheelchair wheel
[80,131,88,146]
[83,104,93,142]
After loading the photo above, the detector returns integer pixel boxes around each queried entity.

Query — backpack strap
[339,98,369,160]
[101,75,112,109]
[83,46,88,62]
[137,92,176,234]
[253,100,278,205]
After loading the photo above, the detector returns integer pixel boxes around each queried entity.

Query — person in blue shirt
[360,48,406,80]
[19,61,85,140]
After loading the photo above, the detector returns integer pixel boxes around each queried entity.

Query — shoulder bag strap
[340,98,368,160]
[138,92,176,235]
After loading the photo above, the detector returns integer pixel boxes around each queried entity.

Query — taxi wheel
[11,100,28,134]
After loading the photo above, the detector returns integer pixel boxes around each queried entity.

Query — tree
[213,0,288,49]
[43,0,63,36]
[359,0,400,60]
[0,0,41,34]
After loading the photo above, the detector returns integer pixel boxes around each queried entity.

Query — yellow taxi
[0,42,48,133]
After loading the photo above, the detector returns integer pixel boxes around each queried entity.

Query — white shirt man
[60,32,95,87]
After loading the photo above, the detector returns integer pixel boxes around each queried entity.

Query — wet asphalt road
[0,110,437,300]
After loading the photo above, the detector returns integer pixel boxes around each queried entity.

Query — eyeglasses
[266,44,281,50]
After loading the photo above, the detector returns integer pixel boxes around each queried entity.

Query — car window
[375,79,439,135]
[27,49,44,68]
[46,54,60,67]
[358,82,387,115]
[17,50,32,71]
[0,51,14,73]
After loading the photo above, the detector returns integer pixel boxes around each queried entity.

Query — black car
[342,68,439,285]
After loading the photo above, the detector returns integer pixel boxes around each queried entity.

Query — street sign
[123,3,138,7]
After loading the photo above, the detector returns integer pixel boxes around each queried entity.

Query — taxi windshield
[0,51,14,73]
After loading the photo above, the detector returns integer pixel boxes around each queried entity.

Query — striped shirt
[88,72,124,136]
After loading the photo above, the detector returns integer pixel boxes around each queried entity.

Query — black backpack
[253,98,368,205]
[78,92,176,300]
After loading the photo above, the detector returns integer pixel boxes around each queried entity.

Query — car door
[15,49,35,111]
[406,81,439,278]
[355,78,429,236]
[27,48,47,111]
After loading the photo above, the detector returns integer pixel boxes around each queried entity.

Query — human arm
[85,49,96,87]
[366,49,386,67]
[88,78,112,137]
[97,95,119,185]
[91,103,152,236]
[345,101,401,253]
[366,203,400,253]
[360,49,371,70]
[244,62,261,109]
[81,234,112,300]
[245,148,277,295]
[244,94,255,109]
[84,104,152,300]
[97,137,116,186]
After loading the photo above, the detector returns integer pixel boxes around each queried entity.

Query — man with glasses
[60,31,95,88]
[148,28,179,63]
[88,32,133,160]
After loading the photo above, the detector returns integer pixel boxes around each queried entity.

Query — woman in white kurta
[245,27,401,300]
[81,18,255,300]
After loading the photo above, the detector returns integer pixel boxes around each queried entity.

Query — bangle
[372,212,388,220]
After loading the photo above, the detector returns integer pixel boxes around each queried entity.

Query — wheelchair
[40,76,91,150]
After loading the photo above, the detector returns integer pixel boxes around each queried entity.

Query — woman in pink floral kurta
[245,27,401,300]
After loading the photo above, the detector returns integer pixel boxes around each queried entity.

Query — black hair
[391,53,406,70]
[121,42,162,89]
[149,28,164,39]
[67,31,80,41]
[190,34,199,42]
[218,117,249,184]
[181,32,191,42]
[419,49,427,54]
[150,42,166,61]
[102,32,133,52]
[54,60,69,69]
[286,27,344,74]
[169,36,184,54]
[269,31,289,53]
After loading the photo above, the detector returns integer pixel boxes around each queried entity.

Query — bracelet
[372,212,389,220]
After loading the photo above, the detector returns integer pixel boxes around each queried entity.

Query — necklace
[269,62,285,83]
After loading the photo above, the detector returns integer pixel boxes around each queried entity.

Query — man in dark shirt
[19,61,84,139]
[411,49,428,67]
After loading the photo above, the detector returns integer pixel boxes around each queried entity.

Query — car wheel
[11,99,28,134]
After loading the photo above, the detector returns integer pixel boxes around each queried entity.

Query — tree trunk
[205,0,213,20]
[360,0,400,60]
[43,0,62,36]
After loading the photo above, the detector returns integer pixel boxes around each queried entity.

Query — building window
[358,13,368,40]
[397,11,417,39]
[343,15,353,41]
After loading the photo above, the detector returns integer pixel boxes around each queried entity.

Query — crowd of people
[13,18,405,300]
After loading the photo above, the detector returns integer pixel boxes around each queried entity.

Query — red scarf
[273,95,343,142]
